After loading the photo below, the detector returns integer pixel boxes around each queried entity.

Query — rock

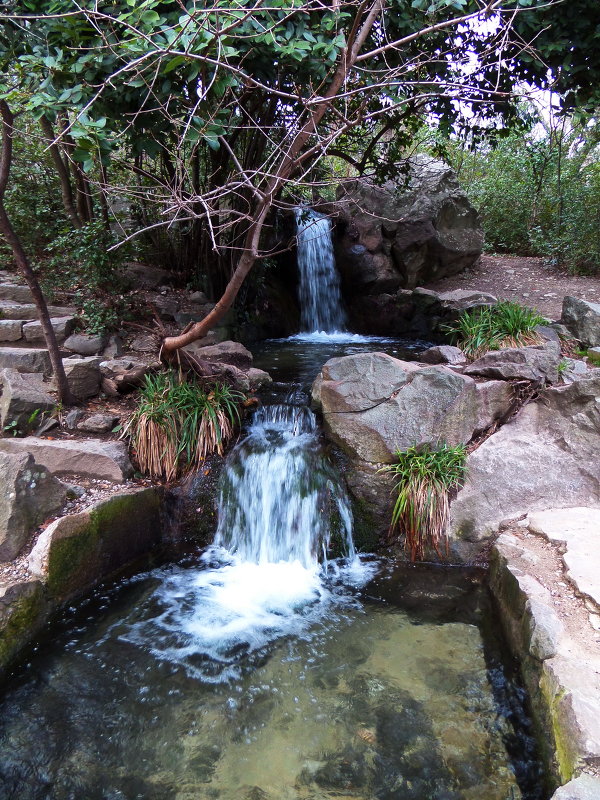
[205,361,250,392]
[247,367,273,391]
[27,488,163,601]
[0,302,74,320]
[464,341,561,383]
[101,334,123,359]
[560,358,588,384]
[0,437,132,481]
[152,295,179,319]
[123,262,172,289]
[0,283,33,303]
[473,380,514,434]
[552,775,600,800]
[528,508,600,609]
[60,356,101,399]
[334,156,483,294]
[0,368,56,431]
[23,316,75,344]
[535,324,560,343]
[77,413,119,434]
[450,374,600,550]
[0,579,47,672]
[189,290,209,304]
[419,345,466,365]
[562,296,600,347]
[63,408,86,430]
[314,352,478,463]
[0,450,66,561]
[436,289,498,312]
[0,346,52,375]
[0,319,23,342]
[130,334,157,353]
[184,340,253,371]
[63,332,106,355]
[174,306,215,327]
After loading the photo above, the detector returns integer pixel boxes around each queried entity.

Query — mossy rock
[0,579,47,673]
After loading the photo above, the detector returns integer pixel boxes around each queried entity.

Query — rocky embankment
[0,267,272,679]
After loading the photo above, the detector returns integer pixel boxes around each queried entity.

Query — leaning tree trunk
[0,101,75,405]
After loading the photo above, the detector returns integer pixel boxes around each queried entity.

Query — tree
[0,0,584,361]
[0,99,74,403]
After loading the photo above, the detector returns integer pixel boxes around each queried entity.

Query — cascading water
[120,395,363,683]
[295,207,347,334]
[215,401,354,567]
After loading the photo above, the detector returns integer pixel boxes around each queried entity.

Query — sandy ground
[427,254,600,321]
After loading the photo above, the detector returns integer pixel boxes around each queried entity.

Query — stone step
[0,319,23,342]
[23,316,76,345]
[0,346,52,375]
[0,302,76,320]
[0,369,56,430]
[0,437,132,481]
[0,283,33,303]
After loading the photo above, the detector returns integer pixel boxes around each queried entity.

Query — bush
[443,301,545,358]
[43,221,129,334]
[380,443,467,562]
[122,372,245,481]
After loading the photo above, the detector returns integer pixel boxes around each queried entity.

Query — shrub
[122,372,245,480]
[380,443,467,562]
[444,301,545,358]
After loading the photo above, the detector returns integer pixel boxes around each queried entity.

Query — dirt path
[426,254,600,321]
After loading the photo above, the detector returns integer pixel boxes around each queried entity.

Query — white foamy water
[120,402,373,682]
[295,207,347,334]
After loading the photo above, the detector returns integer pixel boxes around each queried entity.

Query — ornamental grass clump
[380,443,467,562]
[444,301,546,359]
[122,372,244,481]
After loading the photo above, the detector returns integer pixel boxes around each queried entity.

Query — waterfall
[295,208,346,333]
[214,400,354,568]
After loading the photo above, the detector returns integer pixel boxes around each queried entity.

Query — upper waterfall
[295,207,347,333]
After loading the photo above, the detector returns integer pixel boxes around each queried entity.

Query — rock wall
[332,157,483,335]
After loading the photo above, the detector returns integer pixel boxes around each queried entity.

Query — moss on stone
[46,488,163,600]
[0,582,46,671]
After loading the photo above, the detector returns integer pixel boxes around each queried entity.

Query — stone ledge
[490,531,600,788]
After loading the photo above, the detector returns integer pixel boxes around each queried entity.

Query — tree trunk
[0,101,75,405]
[39,115,82,229]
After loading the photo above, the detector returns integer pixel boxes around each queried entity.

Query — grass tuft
[122,371,244,481]
[443,301,546,359]
[380,443,467,562]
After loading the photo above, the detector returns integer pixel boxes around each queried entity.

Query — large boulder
[561,296,600,347]
[464,341,561,384]
[313,352,479,464]
[0,368,56,430]
[183,339,253,371]
[334,156,483,299]
[450,373,600,556]
[0,437,132,481]
[0,450,66,561]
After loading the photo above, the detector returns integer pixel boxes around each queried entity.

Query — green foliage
[380,443,467,562]
[444,301,545,358]
[43,220,128,334]
[122,372,245,481]
[450,117,600,273]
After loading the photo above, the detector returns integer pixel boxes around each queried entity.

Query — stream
[0,210,547,799]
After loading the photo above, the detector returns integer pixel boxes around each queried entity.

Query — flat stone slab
[0,437,132,481]
[0,302,75,320]
[0,283,33,303]
[0,346,52,374]
[23,316,76,344]
[0,319,23,342]
[529,508,600,608]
